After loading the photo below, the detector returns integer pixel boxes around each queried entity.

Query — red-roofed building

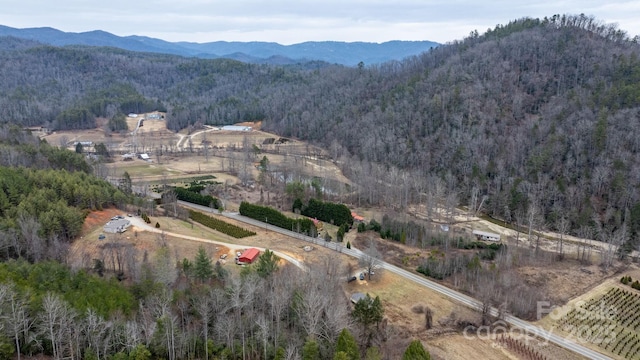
[351,211,365,222]
[238,248,260,264]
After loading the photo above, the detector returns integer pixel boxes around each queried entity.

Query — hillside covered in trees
[2,14,640,251]
[0,125,128,262]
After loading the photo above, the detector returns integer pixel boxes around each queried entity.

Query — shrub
[239,202,315,235]
[292,198,304,213]
[367,219,381,232]
[337,223,349,241]
[189,210,256,238]
[141,213,151,224]
[173,187,219,208]
[411,304,425,314]
[155,222,160,228]
[301,198,353,227]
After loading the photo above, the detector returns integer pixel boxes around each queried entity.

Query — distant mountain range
[0,25,439,66]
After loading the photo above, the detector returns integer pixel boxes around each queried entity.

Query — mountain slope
[0,25,439,65]
[1,15,640,247]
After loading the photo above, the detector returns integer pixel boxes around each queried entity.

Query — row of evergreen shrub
[621,275,640,290]
[140,212,151,224]
[240,202,315,235]
[189,210,256,238]
[174,187,219,208]
[299,198,353,227]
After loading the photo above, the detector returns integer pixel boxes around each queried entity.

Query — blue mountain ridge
[0,25,439,66]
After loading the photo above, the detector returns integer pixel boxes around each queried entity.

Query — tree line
[239,201,316,235]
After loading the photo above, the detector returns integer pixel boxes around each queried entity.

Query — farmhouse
[237,248,260,264]
[472,230,501,242]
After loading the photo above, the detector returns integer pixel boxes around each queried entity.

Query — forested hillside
[2,14,640,250]
[0,126,127,261]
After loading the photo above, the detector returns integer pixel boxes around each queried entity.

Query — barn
[237,248,260,264]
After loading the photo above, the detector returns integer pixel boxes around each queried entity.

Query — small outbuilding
[472,230,501,242]
[350,293,367,304]
[351,211,365,222]
[238,248,260,264]
[222,125,252,132]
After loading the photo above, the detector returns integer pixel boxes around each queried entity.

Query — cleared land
[68,114,636,359]
[537,269,640,360]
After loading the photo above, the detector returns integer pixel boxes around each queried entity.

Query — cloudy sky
[1,0,639,44]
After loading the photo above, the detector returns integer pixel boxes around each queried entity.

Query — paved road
[209,207,610,360]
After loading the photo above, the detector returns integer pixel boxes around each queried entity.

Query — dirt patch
[81,208,122,234]
[518,261,615,304]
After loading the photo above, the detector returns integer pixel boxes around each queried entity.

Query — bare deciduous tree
[556,216,570,260]
[192,290,214,360]
[424,307,433,330]
[359,238,383,281]
[0,283,32,360]
[39,292,76,360]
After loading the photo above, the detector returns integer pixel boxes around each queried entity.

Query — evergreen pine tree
[302,338,320,360]
[335,328,359,360]
[402,340,430,360]
[193,246,214,283]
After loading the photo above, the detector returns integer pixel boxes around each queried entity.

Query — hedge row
[174,187,219,208]
[141,213,151,224]
[300,198,353,227]
[189,210,256,238]
[239,202,315,235]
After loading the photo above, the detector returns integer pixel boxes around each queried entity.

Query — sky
[1,1,639,45]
